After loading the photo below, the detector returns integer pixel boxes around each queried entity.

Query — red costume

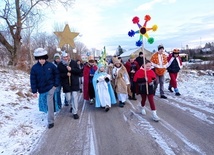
[83,64,98,100]
[125,60,140,99]
[133,67,156,110]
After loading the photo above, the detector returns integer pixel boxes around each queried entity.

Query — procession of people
[30,44,183,128]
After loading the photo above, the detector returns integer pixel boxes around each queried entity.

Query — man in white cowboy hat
[30,48,60,129]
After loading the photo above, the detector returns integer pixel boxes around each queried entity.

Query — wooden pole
[142,41,149,94]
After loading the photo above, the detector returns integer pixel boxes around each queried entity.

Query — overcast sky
[2,0,214,55]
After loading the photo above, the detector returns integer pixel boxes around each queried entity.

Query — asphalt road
[30,92,214,155]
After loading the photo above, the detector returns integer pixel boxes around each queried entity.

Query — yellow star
[54,24,79,48]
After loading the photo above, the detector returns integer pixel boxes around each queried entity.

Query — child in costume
[112,58,130,107]
[93,62,117,111]
[167,49,182,96]
[133,60,160,122]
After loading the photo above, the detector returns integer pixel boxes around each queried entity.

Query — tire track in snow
[160,119,206,155]
[128,109,176,155]
[127,100,206,155]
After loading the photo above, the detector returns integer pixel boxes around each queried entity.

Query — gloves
[105,77,110,83]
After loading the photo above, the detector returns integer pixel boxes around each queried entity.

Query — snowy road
[31,91,214,155]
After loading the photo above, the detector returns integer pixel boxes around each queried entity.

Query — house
[119,47,152,63]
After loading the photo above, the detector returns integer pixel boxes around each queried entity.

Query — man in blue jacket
[30,48,60,129]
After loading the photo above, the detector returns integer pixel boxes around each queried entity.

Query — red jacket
[125,60,140,79]
[83,64,97,100]
[133,68,156,83]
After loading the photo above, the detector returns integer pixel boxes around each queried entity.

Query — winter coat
[58,60,82,93]
[83,64,98,100]
[77,63,84,77]
[135,56,144,67]
[30,61,60,94]
[133,68,156,95]
[150,52,168,76]
[112,65,130,94]
[124,60,140,79]
[167,54,182,73]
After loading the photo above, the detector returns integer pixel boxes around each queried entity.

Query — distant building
[201,48,211,53]
[119,48,152,63]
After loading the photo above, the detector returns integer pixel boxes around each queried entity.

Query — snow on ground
[0,67,47,155]
[0,66,213,155]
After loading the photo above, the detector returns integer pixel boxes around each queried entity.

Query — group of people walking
[30,44,183,128]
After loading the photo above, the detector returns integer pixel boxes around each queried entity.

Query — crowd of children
[30,45,183,128]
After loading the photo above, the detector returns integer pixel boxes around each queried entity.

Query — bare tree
[75,41,89,55]
[0,0,75,66]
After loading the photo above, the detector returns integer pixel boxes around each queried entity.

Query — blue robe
[39,92,60,113]
[92,71,117,108]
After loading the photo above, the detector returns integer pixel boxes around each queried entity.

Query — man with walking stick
[58,52,82,119]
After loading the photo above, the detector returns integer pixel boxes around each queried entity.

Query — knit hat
[139,52,143,55]
[158,44,164,51]
[54,53,61,60]
[33,48,48,60]
[173,49,180,53]
[97,62,105,69]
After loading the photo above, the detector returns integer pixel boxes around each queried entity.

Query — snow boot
[152,110,160,122]
[141,107,146,115]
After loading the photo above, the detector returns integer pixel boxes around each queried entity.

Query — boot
[105,105,110,112]
[119,101,124,108]
[168,86,173,92]
[132,93,137,100]
[175,92,181,96]
[152,110,160,122]
[174,88,181,96]
[141,107,146,115]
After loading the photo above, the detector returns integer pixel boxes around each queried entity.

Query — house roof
[120,47,153,60]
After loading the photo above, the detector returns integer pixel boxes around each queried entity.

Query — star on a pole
[54,24,79,48]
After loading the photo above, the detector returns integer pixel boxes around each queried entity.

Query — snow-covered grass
[0,67,47,155]
[0,66,213,155]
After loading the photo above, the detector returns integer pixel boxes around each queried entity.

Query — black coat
[135,56,145,67]
[58,60,82,93]
[167,59,180,73]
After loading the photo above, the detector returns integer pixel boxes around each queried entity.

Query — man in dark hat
[135,51,146,67]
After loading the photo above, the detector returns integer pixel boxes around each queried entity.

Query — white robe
[96,75,111,107]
